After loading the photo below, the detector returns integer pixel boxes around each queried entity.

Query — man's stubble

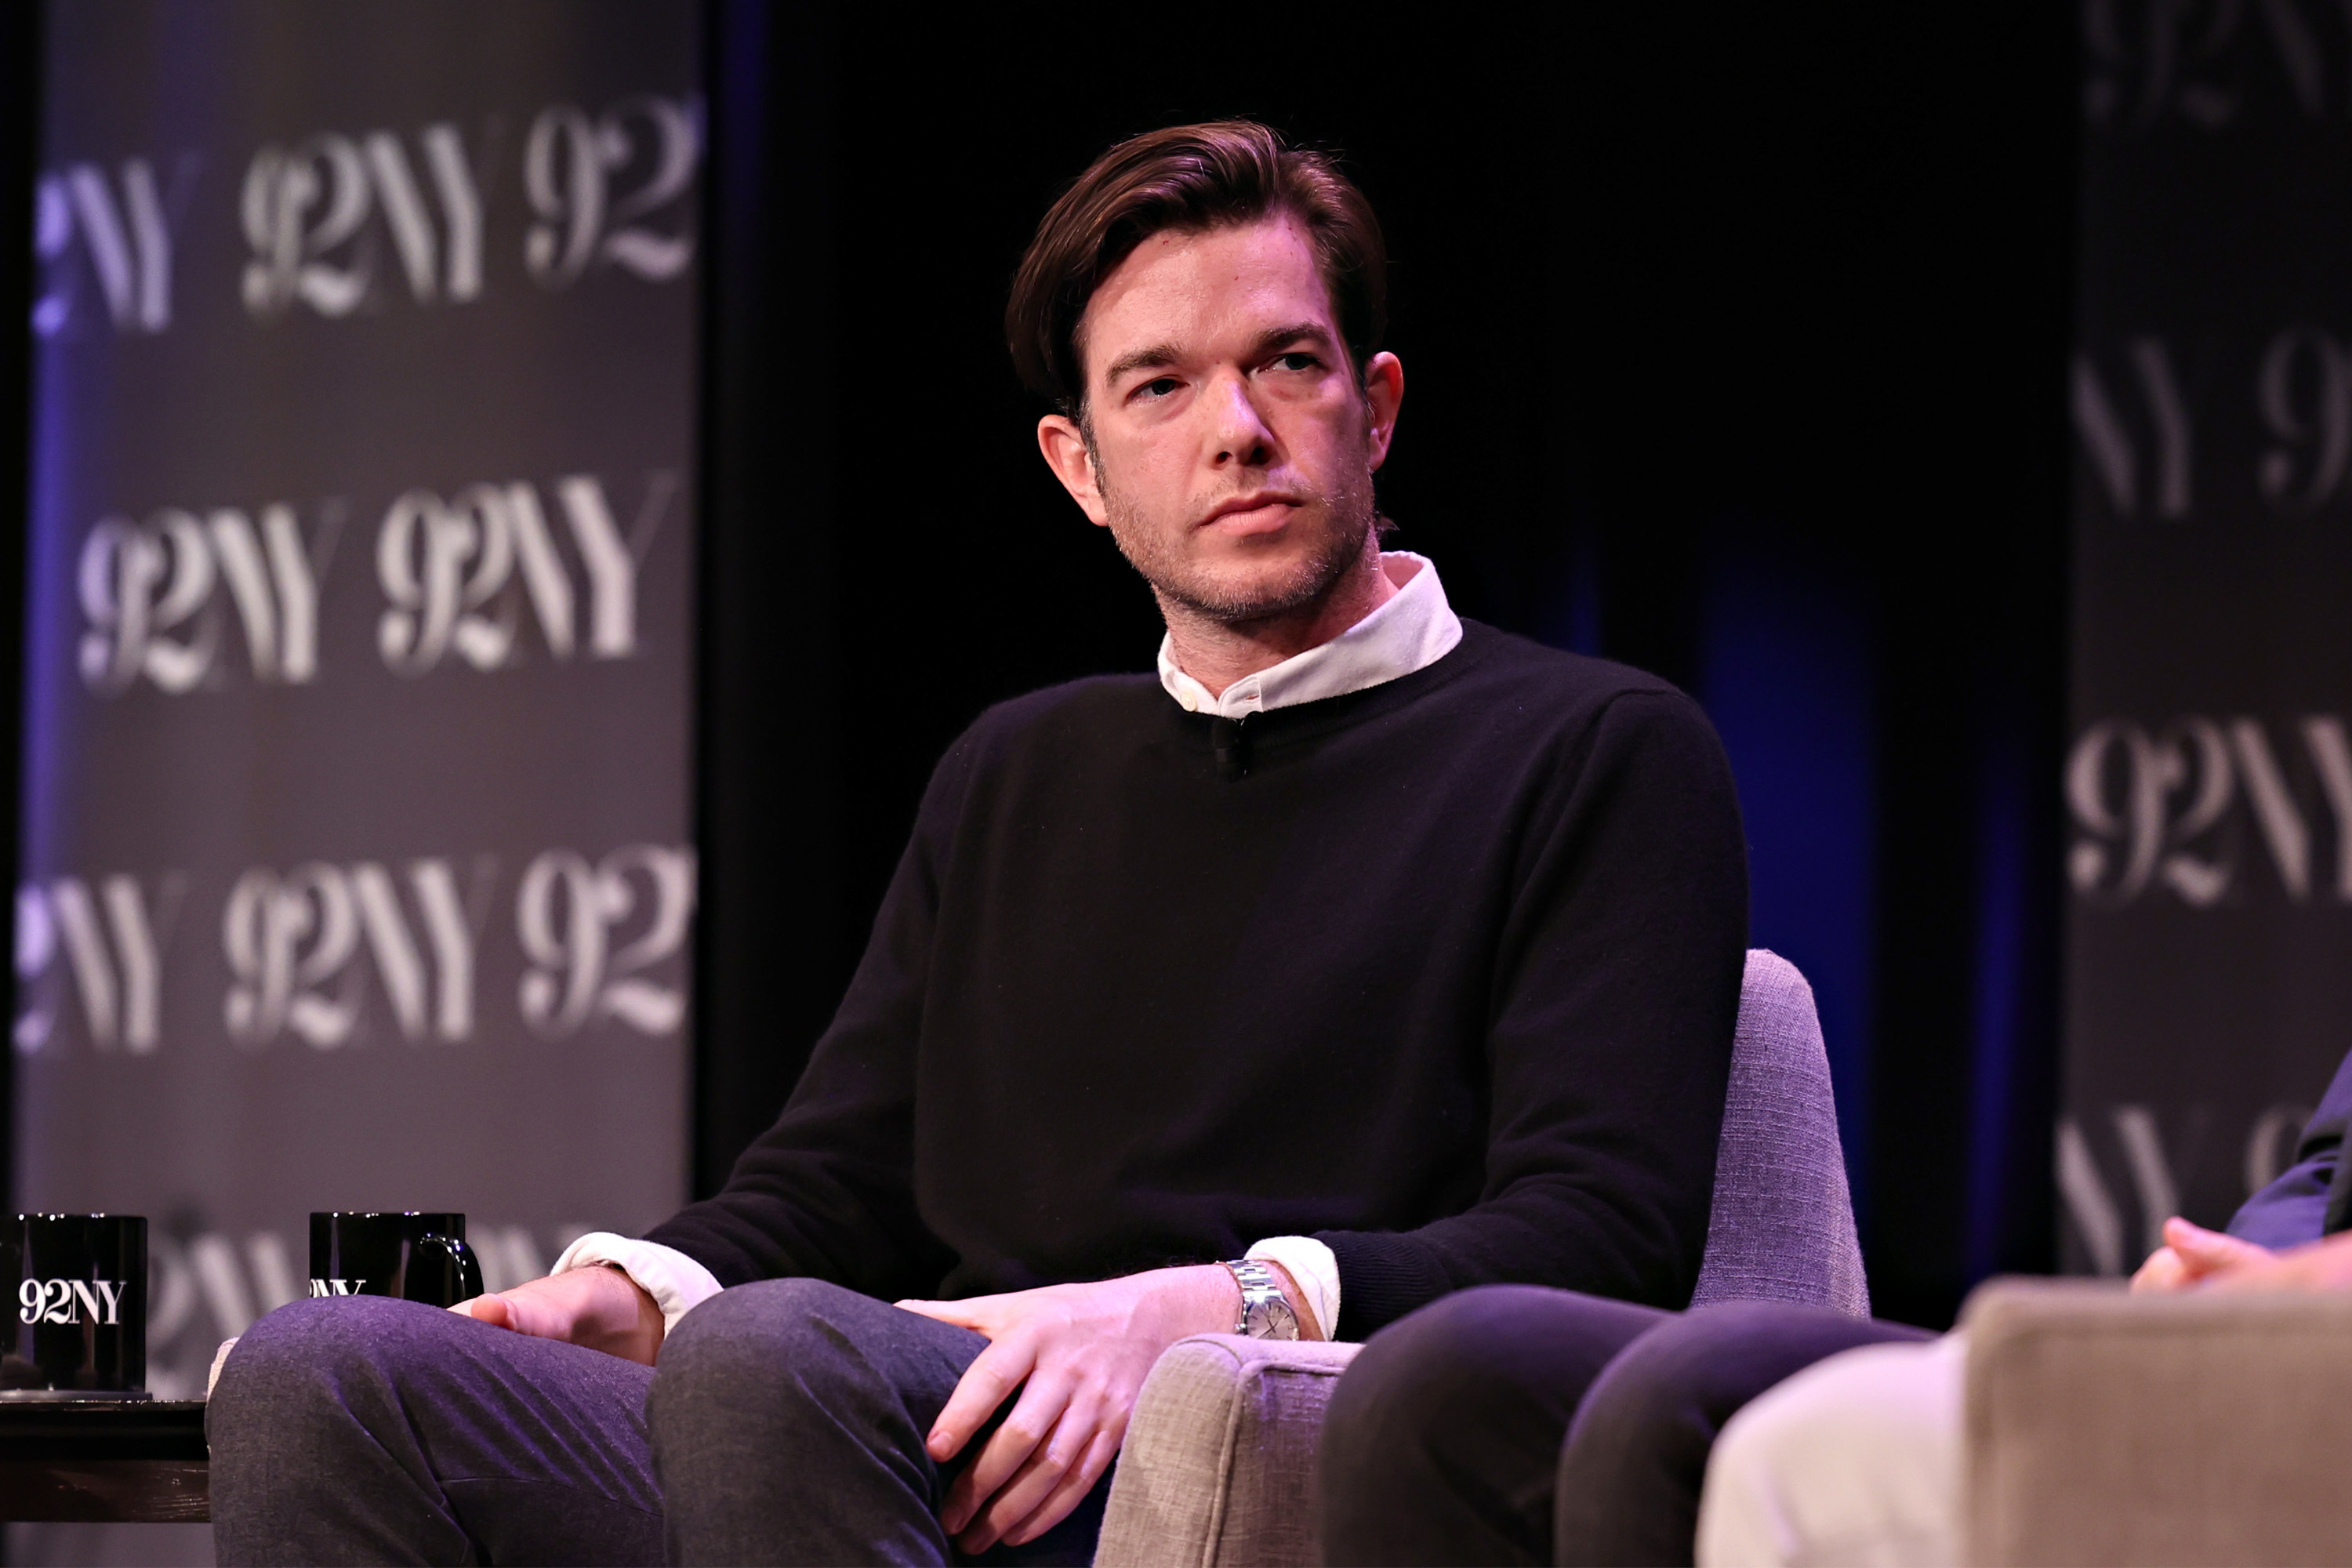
[1091,433,1381,630]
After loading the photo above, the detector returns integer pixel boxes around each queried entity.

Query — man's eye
[1272,352,1322,372]
[1134,376,1181,400]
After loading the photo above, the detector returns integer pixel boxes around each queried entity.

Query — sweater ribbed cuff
[1315,1231,1455,1341]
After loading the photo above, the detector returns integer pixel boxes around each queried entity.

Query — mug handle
[405,1234,485,1307]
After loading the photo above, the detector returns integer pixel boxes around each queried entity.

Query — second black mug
[309,1213,482,1308]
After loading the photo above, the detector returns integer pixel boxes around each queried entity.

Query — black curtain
[693,0,846,1200]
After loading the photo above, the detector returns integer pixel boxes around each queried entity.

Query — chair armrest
[1961,1277,2352,1566]
[1095,1334,1361,1568]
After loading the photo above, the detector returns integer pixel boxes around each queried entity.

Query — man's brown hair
[1007,121,1388,416]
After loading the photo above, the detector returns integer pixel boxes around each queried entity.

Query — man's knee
[1548,1304,1921,1566]
[1327,1286,1659,1471]
[649,1274,979,1544]
[1331,1287,1555,1440]
[1571,1301,1891,1450]
[213,1296,463,1422]
[209,1294,480,1485]
[655,1276,867,1400]
[652,1276,941,1454]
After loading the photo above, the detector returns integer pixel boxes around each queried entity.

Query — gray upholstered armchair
[1958,1279,2352,1566]
[1094,948,1866,1568]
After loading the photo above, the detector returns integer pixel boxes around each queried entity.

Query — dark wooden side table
[0,1399,208,1522]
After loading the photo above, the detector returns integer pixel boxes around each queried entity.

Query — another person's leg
[1553,1303,1931,1566]
[650,1276,1109,1566]
[1693,1332,1967,1568]
[209,1294,662,1566]
[1317,1285,1670,1566]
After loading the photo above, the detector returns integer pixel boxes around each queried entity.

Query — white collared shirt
[560,554,1466,1342]
[1157,551,1463,718]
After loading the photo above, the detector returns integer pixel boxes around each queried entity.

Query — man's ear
[1361,351,1404,473]
[1037,415,1111,528]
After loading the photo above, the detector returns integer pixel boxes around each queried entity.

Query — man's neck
[1161,548,1399,699]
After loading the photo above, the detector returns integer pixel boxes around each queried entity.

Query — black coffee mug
[309,1213,482,1307]
[0,1214,146,1399]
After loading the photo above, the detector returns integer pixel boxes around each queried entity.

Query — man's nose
[1204,372,1275,469]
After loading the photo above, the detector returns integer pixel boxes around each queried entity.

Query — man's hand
[2132,1216,2274,1292]
[898,1261,1313,1554]
[2190,1225,2352,1294]
[450,1263,664,1366]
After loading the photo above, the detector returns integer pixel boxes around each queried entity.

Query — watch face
[1249,1295,1301,1340]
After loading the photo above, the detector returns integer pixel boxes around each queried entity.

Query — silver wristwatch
[1222,1258,1301,1340]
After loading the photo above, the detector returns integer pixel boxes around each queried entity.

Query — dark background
[697,2,2080,1330]
[2,0,31,1286]
[1,3,2079,1332]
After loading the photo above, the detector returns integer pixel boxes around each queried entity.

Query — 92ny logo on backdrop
[33,93,697,340]
[2087,0,2352,129]
[76,470,673,695]
[2070,714,2352,906]
[15,844,694,1055]
[2072,328,2352,525]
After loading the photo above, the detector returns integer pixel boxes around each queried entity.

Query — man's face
[1037,214,1403,625]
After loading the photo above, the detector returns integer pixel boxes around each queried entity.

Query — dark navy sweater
[648,621,1749,1338]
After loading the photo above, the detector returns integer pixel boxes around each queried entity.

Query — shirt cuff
[552,1232,724,1338]
[1246,1236,1341,1341]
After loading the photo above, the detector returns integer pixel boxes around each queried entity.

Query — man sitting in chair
[207,121,1748,1566]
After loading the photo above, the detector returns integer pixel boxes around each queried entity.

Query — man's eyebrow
[1098,323,1340,388]
[1248,322,1337,358]
[1102,343,1182,383]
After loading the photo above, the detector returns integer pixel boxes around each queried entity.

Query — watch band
[1222,1258,1301,1341]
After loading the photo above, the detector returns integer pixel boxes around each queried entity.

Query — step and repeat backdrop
[2064,3,2352,1269]
[20,2,699,1398]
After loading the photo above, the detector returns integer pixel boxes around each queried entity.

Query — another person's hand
[2191,1225,2352,1294]
[897,1261,1315,1553]
[450,1264,664,1365]
[2131,1216,2274,1292]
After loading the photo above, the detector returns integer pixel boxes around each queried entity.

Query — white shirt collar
[1156,552,1465,719]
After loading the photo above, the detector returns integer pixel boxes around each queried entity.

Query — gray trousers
[205,1277,1109,1566]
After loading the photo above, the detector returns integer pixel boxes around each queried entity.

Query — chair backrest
[1689,949,1870,1316]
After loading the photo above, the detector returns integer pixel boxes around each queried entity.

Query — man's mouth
[1198,494,1304,535]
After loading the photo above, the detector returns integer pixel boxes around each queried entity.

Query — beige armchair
[1095,1336,1362,1566]
[1963,1279,2352,1566]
